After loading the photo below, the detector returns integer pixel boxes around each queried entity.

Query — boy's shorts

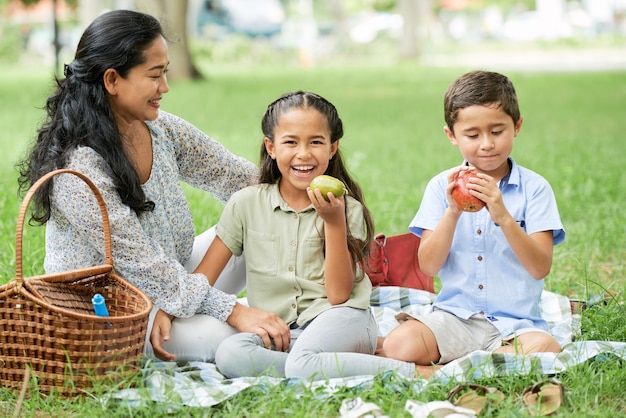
[399,308,551,364]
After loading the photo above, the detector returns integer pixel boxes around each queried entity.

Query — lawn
[0,61,624,416]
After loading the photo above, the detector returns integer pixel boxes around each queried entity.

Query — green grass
[1,62,625,416]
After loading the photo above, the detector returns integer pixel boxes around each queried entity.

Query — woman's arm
[150,300,292,361]
[150,309,176,361]
[155,111,259,204]
[53,149,231,319]
[151,235,292,360]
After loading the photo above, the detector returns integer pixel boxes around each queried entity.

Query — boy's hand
[446,166,470,215]
[448,166,511,225]
[465,171,510,224]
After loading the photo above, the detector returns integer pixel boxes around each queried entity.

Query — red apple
[452,170,485,212]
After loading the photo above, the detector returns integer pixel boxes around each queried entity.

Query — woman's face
[105,36,170,125]
[264,107,338,200]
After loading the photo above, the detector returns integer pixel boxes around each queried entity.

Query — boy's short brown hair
[444,71,521,132]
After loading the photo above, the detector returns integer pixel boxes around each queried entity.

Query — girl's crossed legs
[216,306,416,379]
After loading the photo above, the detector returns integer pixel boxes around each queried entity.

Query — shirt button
[293,286,298,291]
[478,284,484,290]
[479,311,485,315]
[288,266,294,272]
[293,214,298,219]
[477,255,483,261]
[290,241,296,247]
[291,303,296,309]
[476,229,482,235]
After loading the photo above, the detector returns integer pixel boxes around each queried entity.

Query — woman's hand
[227,303,291,352]
[150,308,177,361]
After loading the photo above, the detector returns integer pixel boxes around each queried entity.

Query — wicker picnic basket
[0,169,152,396]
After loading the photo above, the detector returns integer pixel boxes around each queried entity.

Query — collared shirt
[409,158,565,336]
[45,110,259,320]
[216,183,372,327]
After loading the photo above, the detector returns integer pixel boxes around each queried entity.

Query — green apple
[310,175,346,201]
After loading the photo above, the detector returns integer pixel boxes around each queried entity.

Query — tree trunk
[135,0,203,80]
[327,0,350,38]
[77,0,114,29]
[398,0,433,59]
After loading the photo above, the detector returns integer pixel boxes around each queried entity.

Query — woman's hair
[443,70,520,133]
[17,9,165,224]
[259,91,375,270]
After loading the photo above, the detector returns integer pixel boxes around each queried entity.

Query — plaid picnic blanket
[109,287,626,408]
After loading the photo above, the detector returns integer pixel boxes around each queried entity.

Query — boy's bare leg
[496,331,561,355]
[375,336,386,356]
[377,335,441,378]
[415,364,441,379]
[382,320,441,364]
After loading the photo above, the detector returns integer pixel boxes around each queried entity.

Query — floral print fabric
[43,110,259,319]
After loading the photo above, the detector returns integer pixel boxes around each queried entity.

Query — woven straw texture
[0,169,152,396]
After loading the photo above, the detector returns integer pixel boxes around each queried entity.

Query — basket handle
[15,169,113,282]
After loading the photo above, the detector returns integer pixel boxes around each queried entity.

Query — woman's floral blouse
[44,111,259,320]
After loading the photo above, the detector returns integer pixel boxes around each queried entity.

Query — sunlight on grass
[4,64,622,297]
[0,62,624,417]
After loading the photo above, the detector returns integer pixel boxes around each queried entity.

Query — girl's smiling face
[264,107,338,202]
[445,103,523,180]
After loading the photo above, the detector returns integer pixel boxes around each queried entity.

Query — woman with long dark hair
[17,9,289,362]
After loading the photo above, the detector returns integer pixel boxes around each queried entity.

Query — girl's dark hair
[17,9,165,224]
[259,91,375,272]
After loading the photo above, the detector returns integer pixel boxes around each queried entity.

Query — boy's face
[444,104,523,179]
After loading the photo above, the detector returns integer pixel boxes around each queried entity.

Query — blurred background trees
[1,0,624,79]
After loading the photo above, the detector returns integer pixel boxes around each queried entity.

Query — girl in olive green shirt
[195,91,416,379]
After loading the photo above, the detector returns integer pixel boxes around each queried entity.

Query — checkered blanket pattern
[109,287,626,408]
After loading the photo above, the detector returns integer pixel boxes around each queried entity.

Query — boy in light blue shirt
[382,71,565,377]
